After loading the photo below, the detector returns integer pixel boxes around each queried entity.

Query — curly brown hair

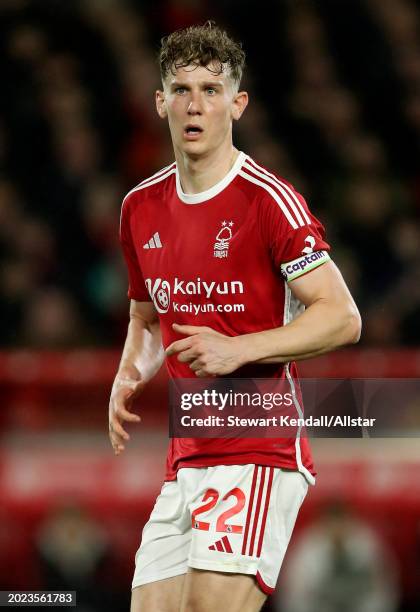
[158,21,246,90]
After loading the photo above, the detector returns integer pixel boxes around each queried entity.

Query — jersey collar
[175,151,247,204]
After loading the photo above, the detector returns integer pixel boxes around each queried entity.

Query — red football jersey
[120,152,331,483]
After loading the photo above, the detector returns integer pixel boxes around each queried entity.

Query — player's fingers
[111,389,134,414]
[195,369,210,378]
[166,337,193,356]
[113,381,144,406]
[117,386,144,413]
[112,443,125,455]
[116,406,141,423]
[110,418,130,441]
[177,348,199,363]
[109,429,125,454]
[189,359,205,372]
[109,428,122,444]
[120,380,144,399]
[190,362,216,378]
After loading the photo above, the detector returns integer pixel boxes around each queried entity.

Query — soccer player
[109,22,361,612]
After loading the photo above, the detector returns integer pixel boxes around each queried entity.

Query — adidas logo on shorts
[208,535,233,553]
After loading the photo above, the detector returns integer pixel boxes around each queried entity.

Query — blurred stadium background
[0,0,419,610]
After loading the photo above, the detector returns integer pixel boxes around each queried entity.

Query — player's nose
[187,91,203,114]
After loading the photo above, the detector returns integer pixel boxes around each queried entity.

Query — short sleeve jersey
[120,152,331,484]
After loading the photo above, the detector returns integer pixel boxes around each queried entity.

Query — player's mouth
[183,125,203,140]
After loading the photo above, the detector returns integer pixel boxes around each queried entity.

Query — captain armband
[280,251,330,282]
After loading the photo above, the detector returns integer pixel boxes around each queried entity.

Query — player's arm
[109,300,164,454]
[166,261,361,376]
[239,260,361,364]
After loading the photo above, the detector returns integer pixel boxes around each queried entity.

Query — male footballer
[109,22,361,612]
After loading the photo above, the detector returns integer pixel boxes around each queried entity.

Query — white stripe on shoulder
[122,166,176,205]
[243,161,305,227]
[119,166,176,231]
[247,158,311,225]
[239,169,298,229]
[140,162,176,187]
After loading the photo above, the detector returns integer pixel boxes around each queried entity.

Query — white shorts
[132,464,308,594]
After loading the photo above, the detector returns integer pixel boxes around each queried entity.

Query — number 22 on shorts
[192,487,246,533]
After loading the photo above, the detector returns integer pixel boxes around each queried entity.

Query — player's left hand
[166,323,244,377]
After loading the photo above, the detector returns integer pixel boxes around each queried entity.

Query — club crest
[214,220,234,258]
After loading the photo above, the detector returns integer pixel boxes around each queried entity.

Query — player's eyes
[206,88,216,95]
[175,87,186,94]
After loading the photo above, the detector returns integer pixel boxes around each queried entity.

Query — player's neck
[176,145,239,195]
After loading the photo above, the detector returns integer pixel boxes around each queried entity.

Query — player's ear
[231,90,248,121]
[156,90,167,119]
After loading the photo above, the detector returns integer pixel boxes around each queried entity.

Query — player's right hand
[109,373,143,455]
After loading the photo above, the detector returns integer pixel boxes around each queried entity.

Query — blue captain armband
[280,251,330,282]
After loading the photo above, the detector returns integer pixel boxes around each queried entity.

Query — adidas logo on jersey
[208,535,233,553]
[143,232,162,249]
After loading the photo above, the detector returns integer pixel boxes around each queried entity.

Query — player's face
[156,64,248,158]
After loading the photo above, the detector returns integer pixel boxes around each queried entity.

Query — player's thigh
[131,574,186,612]
[180,568,266,612]
[132,473,202,592]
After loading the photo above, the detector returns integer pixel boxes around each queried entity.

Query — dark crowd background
[1,2,420,612]
[0,0,419,349]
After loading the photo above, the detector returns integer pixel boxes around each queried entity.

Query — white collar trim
[175,151,246,204]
